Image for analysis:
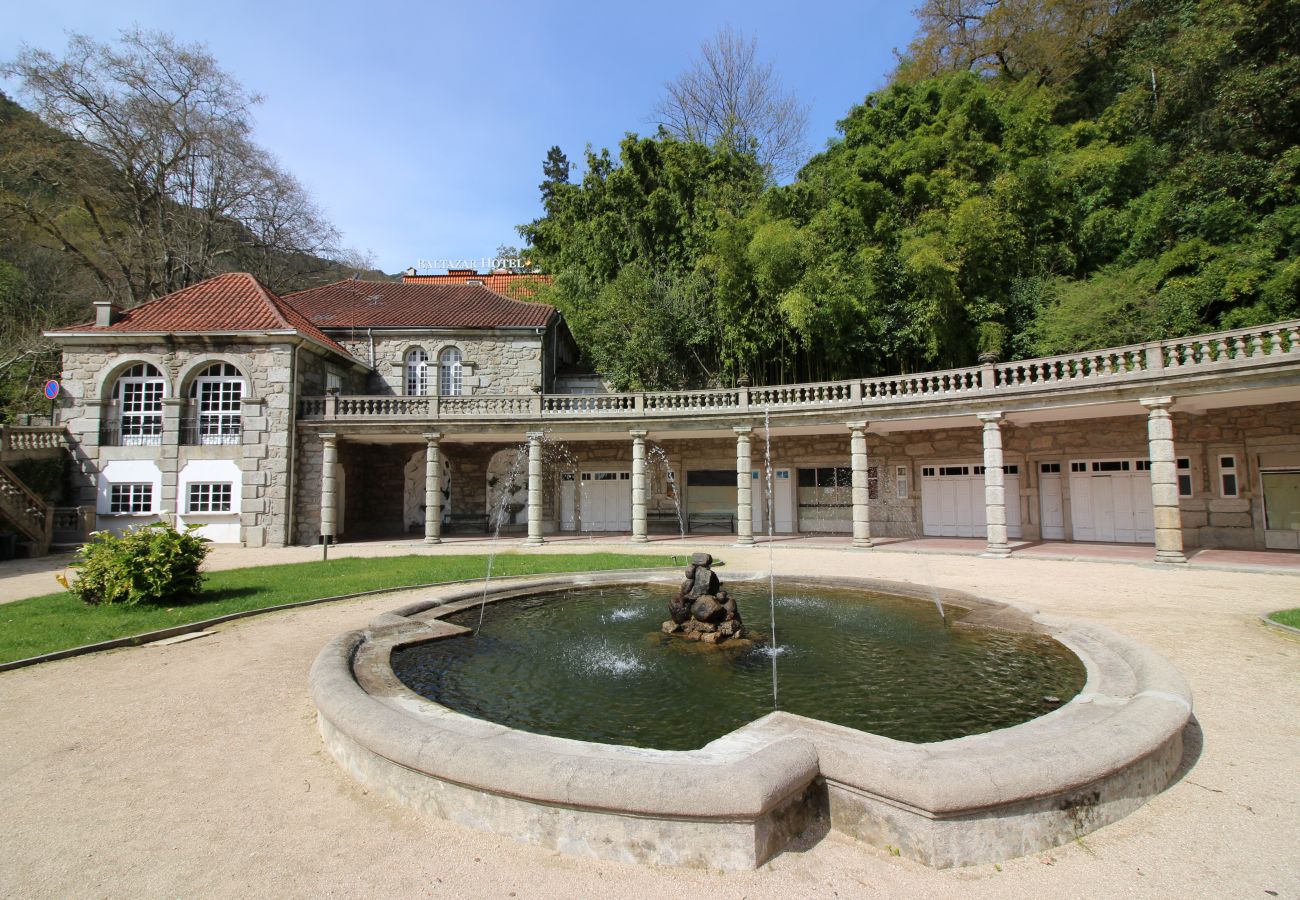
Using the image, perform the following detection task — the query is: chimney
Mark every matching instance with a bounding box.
[93,299,119,327]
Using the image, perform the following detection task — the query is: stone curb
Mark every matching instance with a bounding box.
[0,565,680,674]
[311,571,1193,869]
[1261,613,1300,637]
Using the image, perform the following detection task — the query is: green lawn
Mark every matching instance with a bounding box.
[1267,608,1300,630]
[0,552,676,664]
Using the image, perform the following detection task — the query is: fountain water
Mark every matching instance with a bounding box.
[540,436,583,543]
[476,442,529,636]
[647,442,686,544]
[917,546,947,624]
[762,403,779,709]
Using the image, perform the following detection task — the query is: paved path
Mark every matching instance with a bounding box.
[1,547,1297,898]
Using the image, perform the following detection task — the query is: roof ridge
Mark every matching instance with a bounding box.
[239,272,296,331]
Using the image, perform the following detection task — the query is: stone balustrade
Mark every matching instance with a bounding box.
[297,319,1300,423]
[0,426,68,459]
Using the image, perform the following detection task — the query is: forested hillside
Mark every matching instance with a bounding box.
[524,0,1300,389]
[0,31,382,419]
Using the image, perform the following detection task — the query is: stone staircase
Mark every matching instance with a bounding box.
[0,425,73,557]
[0,461,53,555]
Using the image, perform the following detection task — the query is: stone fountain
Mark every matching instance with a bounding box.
[662,552,746,644]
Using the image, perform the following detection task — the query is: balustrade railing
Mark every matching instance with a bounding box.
[294,318,1300,423]
[750,381,855,406]
[862,367,984,399]
[0,426,68,455]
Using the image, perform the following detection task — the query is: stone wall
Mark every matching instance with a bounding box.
[57,338,336,547]
[332,332,546,396]
[285,402,1300,548]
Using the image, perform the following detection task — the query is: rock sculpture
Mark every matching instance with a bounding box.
[661,552,745,644]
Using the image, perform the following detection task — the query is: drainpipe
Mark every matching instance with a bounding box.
[367,328,376,369]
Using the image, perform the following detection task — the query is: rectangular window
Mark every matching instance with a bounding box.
[1004,464,1020,475]
[797,467,851,488]
[109,483,153,514]
[867,465,879,500]
[1071,462,1087,473]
[1040,462,1061,474]
[1136,460,1153,471]
[187,482,233,514]
[195,379,243,445]
[687,469,734,487]
[1219,456,1238,498]
[1178,457,1193,498]
[896,465,909,499]
[119,380,164,445]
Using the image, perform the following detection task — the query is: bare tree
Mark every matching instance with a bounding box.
[1,29,341,302]
[653,26,810,180]
[895,0,1123,85]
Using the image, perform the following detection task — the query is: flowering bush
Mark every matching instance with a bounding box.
[62,522,210,606]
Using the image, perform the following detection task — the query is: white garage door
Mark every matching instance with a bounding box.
[920,463,1022,538]
[1068,459,1154,543]
[561,471,631,531]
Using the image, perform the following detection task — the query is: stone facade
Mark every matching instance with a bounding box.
[51,300,1300,556]
[57,338,360,548]
[334,331,549,396]
[291,402,1300,552]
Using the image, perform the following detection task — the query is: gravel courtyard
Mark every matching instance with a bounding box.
[1,546,1296,899]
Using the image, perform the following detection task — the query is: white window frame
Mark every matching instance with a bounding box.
[109,482,153,514]
[405,348,429,396]
[1177,457,1193,498]
[1218,455,1239,498]
[439,347,463,396]
[112,363,165,446]
[187,482,234,514]
[190,363,243,445]
[895,465,909,499]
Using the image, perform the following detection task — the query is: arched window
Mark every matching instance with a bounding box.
[405,348,429,396]
[188,362,244,445]
[111,363,165,446]
[439,347,462,396]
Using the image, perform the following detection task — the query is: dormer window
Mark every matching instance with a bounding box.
[439,347,463,396]
[406,348,430,395]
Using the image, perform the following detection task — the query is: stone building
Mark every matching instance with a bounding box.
[44,272,1300,561]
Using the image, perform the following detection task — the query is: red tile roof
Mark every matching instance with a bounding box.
[48,272,357,362]
[286,279,557,329]
[401,272,552,300]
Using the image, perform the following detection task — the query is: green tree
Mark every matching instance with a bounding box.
[539,146,571,202]
[521,134,764,388]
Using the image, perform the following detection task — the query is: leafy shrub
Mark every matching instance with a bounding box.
[63,522,210,606]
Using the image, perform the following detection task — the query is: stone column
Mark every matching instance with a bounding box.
[979,413,1011,558]
[734,425,754,545]
[320,432,338,543]
[423,431,442,545]
[630,430,648,543]
[849,422,873,549]
[526,431,545,546]
[1141,397,1188,564]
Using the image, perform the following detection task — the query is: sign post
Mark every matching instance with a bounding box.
[43,380,59,425]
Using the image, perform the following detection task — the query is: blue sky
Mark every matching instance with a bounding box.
[1,1,919,274]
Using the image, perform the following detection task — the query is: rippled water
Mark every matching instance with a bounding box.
[391,583,1086,750]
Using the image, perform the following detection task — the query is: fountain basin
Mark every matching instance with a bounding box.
[310,571,1191,870]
